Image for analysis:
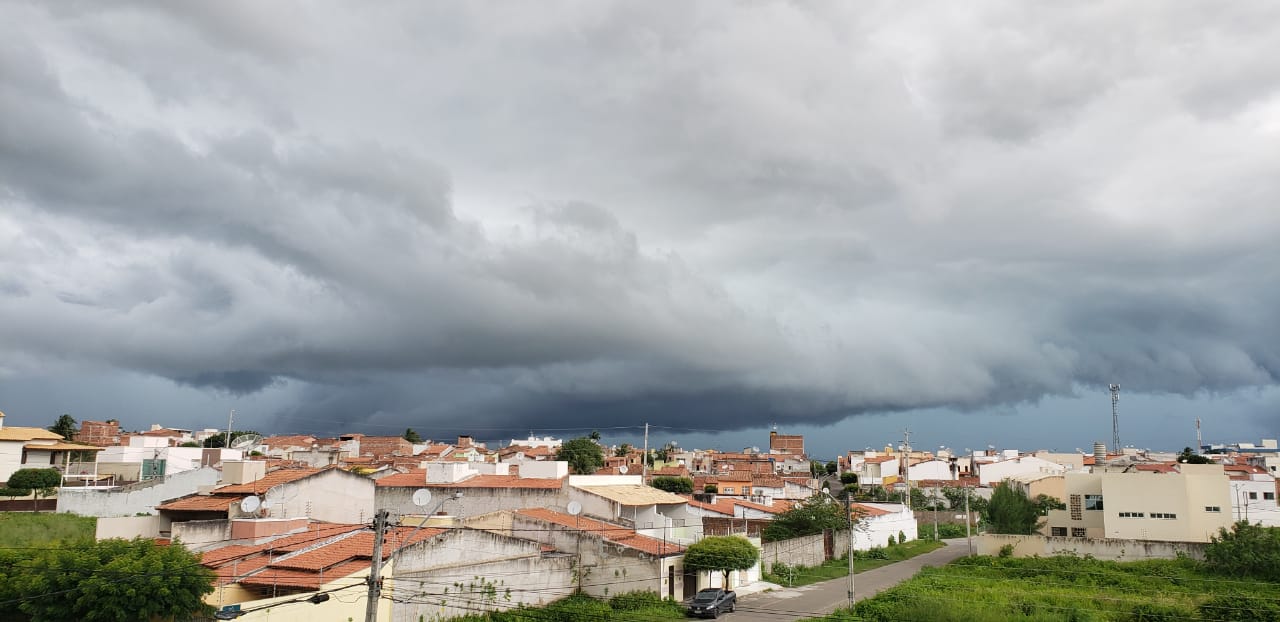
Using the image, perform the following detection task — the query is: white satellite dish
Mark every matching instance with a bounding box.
[566,501,582,516]
[412,489,433,507]
[618,465,628,474]
[240,496,261,513]
[229,434,262,451]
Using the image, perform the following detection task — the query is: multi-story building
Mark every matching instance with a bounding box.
[1043,464,1232,542]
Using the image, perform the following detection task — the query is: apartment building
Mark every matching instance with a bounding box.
[1043,464,1232,542]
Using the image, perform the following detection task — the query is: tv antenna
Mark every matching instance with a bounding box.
[240,495,261,515]
[411,489,433,507]
[229,433,262,453]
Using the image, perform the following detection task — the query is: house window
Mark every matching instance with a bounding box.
[1118,512,1144,518]
[1249,492,1258,500]
[1051,527,1067,537]
[1205,506,1221,513]
[723,487,734,494]
[1150,512,1177,519]
[1266,493,1276,501]
[1084,495,1104,511]
[1069,494,1083,520]
[1071,527,1087,538]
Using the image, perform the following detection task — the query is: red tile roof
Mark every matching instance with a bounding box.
[851,503,893,517]
[157,495,244,512]
[375,473,563,489]
[262,435,319,448]
[202,524,440,590]
[215,468,324,494]
[517,508,682,557]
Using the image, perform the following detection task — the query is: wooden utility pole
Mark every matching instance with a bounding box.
[365,510,389,622]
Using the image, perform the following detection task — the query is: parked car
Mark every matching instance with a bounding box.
[687,588,736,618]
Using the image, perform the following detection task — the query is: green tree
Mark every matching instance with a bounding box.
[588,430,601,441]
[761,494,849,542]
[839,472,858,485]
[556,437,605,474]
[825,461,838,475]
[909,488,928,509]
[650,476,693,494]
[403,428,423,443]
[983,482,1043,534]
[682,536,759,585]
[1178,447,1214,464]
[9,538,214,621]
[202,430,260,449]
[704,483,718,493]
[48,414,78,440]
[1032,494,1066,515]
[6,468,62,512]
[614,443,633,458]
[1204,521,1280,581]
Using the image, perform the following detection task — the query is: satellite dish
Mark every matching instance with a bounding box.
[618,465,629,474]
[412,489,433,507]
[229,434,262,451]
[240,496,261,513]
[566,501,582,516]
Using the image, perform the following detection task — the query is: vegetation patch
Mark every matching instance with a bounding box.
[763,539,944,587]
[803,552,1280,621]
[0,512,95,546]
[445,591,684,621]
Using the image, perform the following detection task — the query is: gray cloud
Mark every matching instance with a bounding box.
[2,1,1279,437]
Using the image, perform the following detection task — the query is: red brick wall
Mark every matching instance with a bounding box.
[358,436,413,458]
[76,420,120,446]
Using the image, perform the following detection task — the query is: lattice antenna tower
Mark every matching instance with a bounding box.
[1109,384,1121,454]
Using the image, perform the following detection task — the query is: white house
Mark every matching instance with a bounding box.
[907,459,957,482]
[0,411,103,483]
[852,502,917,550]
[978,455,1067,486]
[1225,465,1280,527]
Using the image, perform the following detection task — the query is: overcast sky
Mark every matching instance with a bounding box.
[2,2,1278,456]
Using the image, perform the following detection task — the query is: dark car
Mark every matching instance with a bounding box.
[687,588,736,618]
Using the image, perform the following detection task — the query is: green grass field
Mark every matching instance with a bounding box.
[805,554,1280,621]
[0,512,95,546]
[764,539,945,587]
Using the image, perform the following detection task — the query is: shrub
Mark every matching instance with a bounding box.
[608,590,665,611]
[1199,593,1280,622]
[1204,521,1280,581]
[868,547,889,560]
[651,476,694,494]
[839,472,858,485]
[998,543,1015,558]
[1129,602,1192,621]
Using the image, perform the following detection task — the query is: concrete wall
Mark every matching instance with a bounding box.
[96,515,164,540]
[57,466,220,517]
[760,532,829,570]
[377,485,568,521]
[207,573,375,622]
[977,534,1206,561]
[390,529,576,622]
[0,442,27,482]
[265,468,374,523]
[172,519,232,546]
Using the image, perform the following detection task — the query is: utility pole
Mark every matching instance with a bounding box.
[901,429,912,509]
[964,485,973,556]
[1110,384,1121,455]
[844,494,856,604]
[365,510,389,622]
[225,409,235,449]
[642,422,649,480]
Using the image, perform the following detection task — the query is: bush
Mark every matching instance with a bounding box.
[608,590,666,611]
[1129,602,1192,621]
[1204,521,1280,581]
[868,547,889,560]
[1199,593,1280,622]
[651,476,694,494]
[899,530,906,544]
[998,544,1015,558]
[839,472,858,485]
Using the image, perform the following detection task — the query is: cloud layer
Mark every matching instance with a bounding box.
[3,2,1279,435]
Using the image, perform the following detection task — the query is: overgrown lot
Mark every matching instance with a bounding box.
[808,554,1280,621]
[0,512,94,546]
[447,591,686,621]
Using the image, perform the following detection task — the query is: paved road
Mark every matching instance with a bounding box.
[729,539,972,621]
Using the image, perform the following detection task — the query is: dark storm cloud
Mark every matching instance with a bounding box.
[2,1,1280,435]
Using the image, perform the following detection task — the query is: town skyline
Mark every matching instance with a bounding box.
[3,3,1278,454]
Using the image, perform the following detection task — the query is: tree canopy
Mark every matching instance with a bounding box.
[556,437,605,474]
[650,476,693,494]
[0,538,215,621]
[403,428,423,443]
[1178,447,1214,464]
[682,536,759,584]
[6,468,62,510]
[761,494,850,542]
[1204,521,1280,581]
[48,414,78,440]
[202,430,260,448]
[614,443,633,457]
[983,482,1051,534]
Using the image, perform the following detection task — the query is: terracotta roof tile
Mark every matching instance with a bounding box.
[376,473,563,489]
[157,495,244,512]
[215,468,324,493]
[517,508,682,557]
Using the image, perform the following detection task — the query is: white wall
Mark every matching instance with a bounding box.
[377,485,568,521]
[265,469,374,523]
[1230,478,1280,527]
[979,456,1066,486]
[853,504,918,550]
[0,441,26,482]
[58,466,221,517]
